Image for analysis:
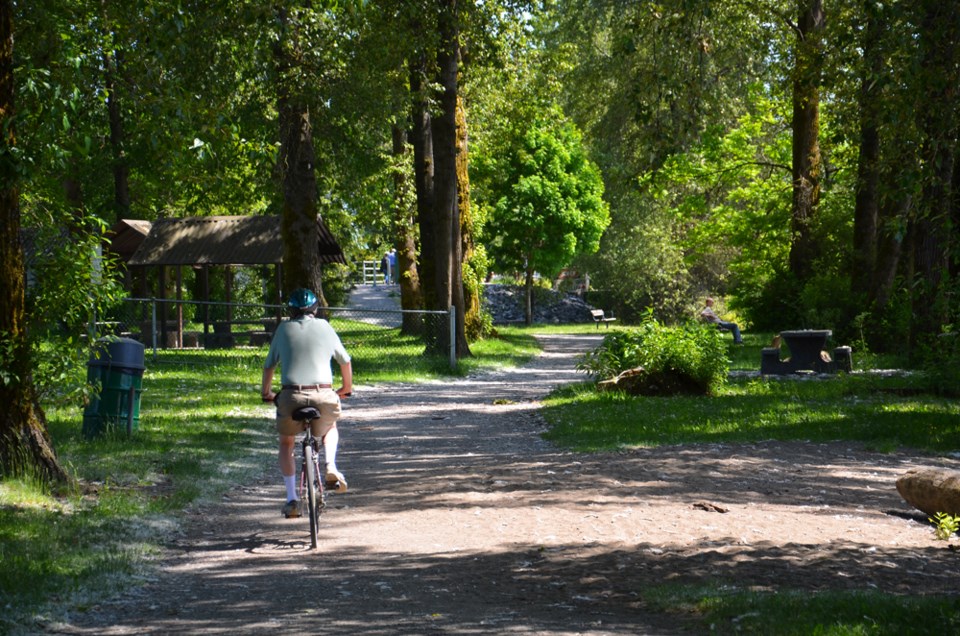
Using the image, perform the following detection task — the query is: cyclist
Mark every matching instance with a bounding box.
[261,288,353,518]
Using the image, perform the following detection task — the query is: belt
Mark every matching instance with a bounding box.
[282,383,332,391]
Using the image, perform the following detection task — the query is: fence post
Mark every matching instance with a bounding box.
[151,298,158,361]
[449,305,456,370]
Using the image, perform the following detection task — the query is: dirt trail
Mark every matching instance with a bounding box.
[54,334,960,635]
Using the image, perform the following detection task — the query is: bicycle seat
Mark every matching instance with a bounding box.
[292,406,322,422]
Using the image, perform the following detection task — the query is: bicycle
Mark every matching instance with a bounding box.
[291,405,327,549]
[264,396,345,550]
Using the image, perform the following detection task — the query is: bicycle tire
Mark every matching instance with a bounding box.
[304,444,320,549]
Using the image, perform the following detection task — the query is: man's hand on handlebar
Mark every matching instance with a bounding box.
[336,387,352,398]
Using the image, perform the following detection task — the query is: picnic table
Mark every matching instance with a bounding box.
[761,329,852,375]
[781,330,832,369]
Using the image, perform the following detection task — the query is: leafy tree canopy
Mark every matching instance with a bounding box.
[477,107,609,280]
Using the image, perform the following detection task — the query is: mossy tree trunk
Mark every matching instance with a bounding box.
[0,0,68,484]
[788,0,824,283]
[456,95,482,341]
[430,0,469,357]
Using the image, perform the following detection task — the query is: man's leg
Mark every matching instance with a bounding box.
[721,321,743,344]
[320,423,348,492]
[279,434,300,516]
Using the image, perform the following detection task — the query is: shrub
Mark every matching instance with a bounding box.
[923,331,960,397]
[577,312,729,394]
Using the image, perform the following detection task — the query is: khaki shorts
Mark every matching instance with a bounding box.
[275,388,341,437]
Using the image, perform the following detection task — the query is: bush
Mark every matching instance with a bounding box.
[577,312,729,394]
[923,332,960,397]
[736,269,798,332]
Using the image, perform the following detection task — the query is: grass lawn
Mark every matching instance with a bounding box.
[540,328,960,635]
[2,322,958,634]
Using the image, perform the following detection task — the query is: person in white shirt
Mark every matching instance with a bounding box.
[700,297,743,344]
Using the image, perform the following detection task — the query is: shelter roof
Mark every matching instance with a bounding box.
[107,219,152,262]
[125,215,345,266]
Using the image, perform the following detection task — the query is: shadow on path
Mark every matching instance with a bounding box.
[53,333,960,636]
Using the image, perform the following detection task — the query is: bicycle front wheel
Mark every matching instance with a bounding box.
[304,444,320,549]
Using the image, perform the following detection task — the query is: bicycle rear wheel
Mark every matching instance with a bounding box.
[304,444,320,549]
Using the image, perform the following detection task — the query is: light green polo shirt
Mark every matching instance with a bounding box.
[263,315,351,385]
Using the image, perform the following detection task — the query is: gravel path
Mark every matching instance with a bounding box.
[56,334,682,635]
[51,331,960,635]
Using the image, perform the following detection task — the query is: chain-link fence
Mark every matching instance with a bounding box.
[96,298,456,368]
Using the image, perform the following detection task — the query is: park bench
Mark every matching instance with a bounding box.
[590,309,617,329]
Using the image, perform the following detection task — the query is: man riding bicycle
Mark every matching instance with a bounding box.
[261,288,353,518]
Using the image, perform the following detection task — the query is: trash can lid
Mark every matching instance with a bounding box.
[89,337,146,370]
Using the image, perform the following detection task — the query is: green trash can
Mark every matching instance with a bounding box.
[82,337,145,438]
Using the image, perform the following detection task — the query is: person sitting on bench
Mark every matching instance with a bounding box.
[700,297,743,344]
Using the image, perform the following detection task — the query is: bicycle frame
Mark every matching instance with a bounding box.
[298,421,327,550]
[264,394,345,550]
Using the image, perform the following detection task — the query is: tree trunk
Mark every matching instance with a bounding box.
[871,197,910,314]
[852,3,881,297]
[410,52,436,313]
[275,5,324,303]
[431,3,456,316]
[392,124,423,335]
[104,47,131,223]
[788,0,824,282]
[430,0,469,358]
[951,129,960,282]
[456,95,482,342]
[450,95,470,356]
[0,0,67,484]
[524,267,534,326]
[910,0,960,347]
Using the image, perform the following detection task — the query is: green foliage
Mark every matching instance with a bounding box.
[577,312,729,394]
[19,217,126,405]
[0,333,20,389]
[320,263,352,309]
[629,89,858,334]
[922,331,960,398]
[475,107,610,279]
[464,244,494,341]
[547,2,784,323]
[929,512,960,540]
[643,93,793,298]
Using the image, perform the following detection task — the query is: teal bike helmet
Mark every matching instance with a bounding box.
[287,288,319,314]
